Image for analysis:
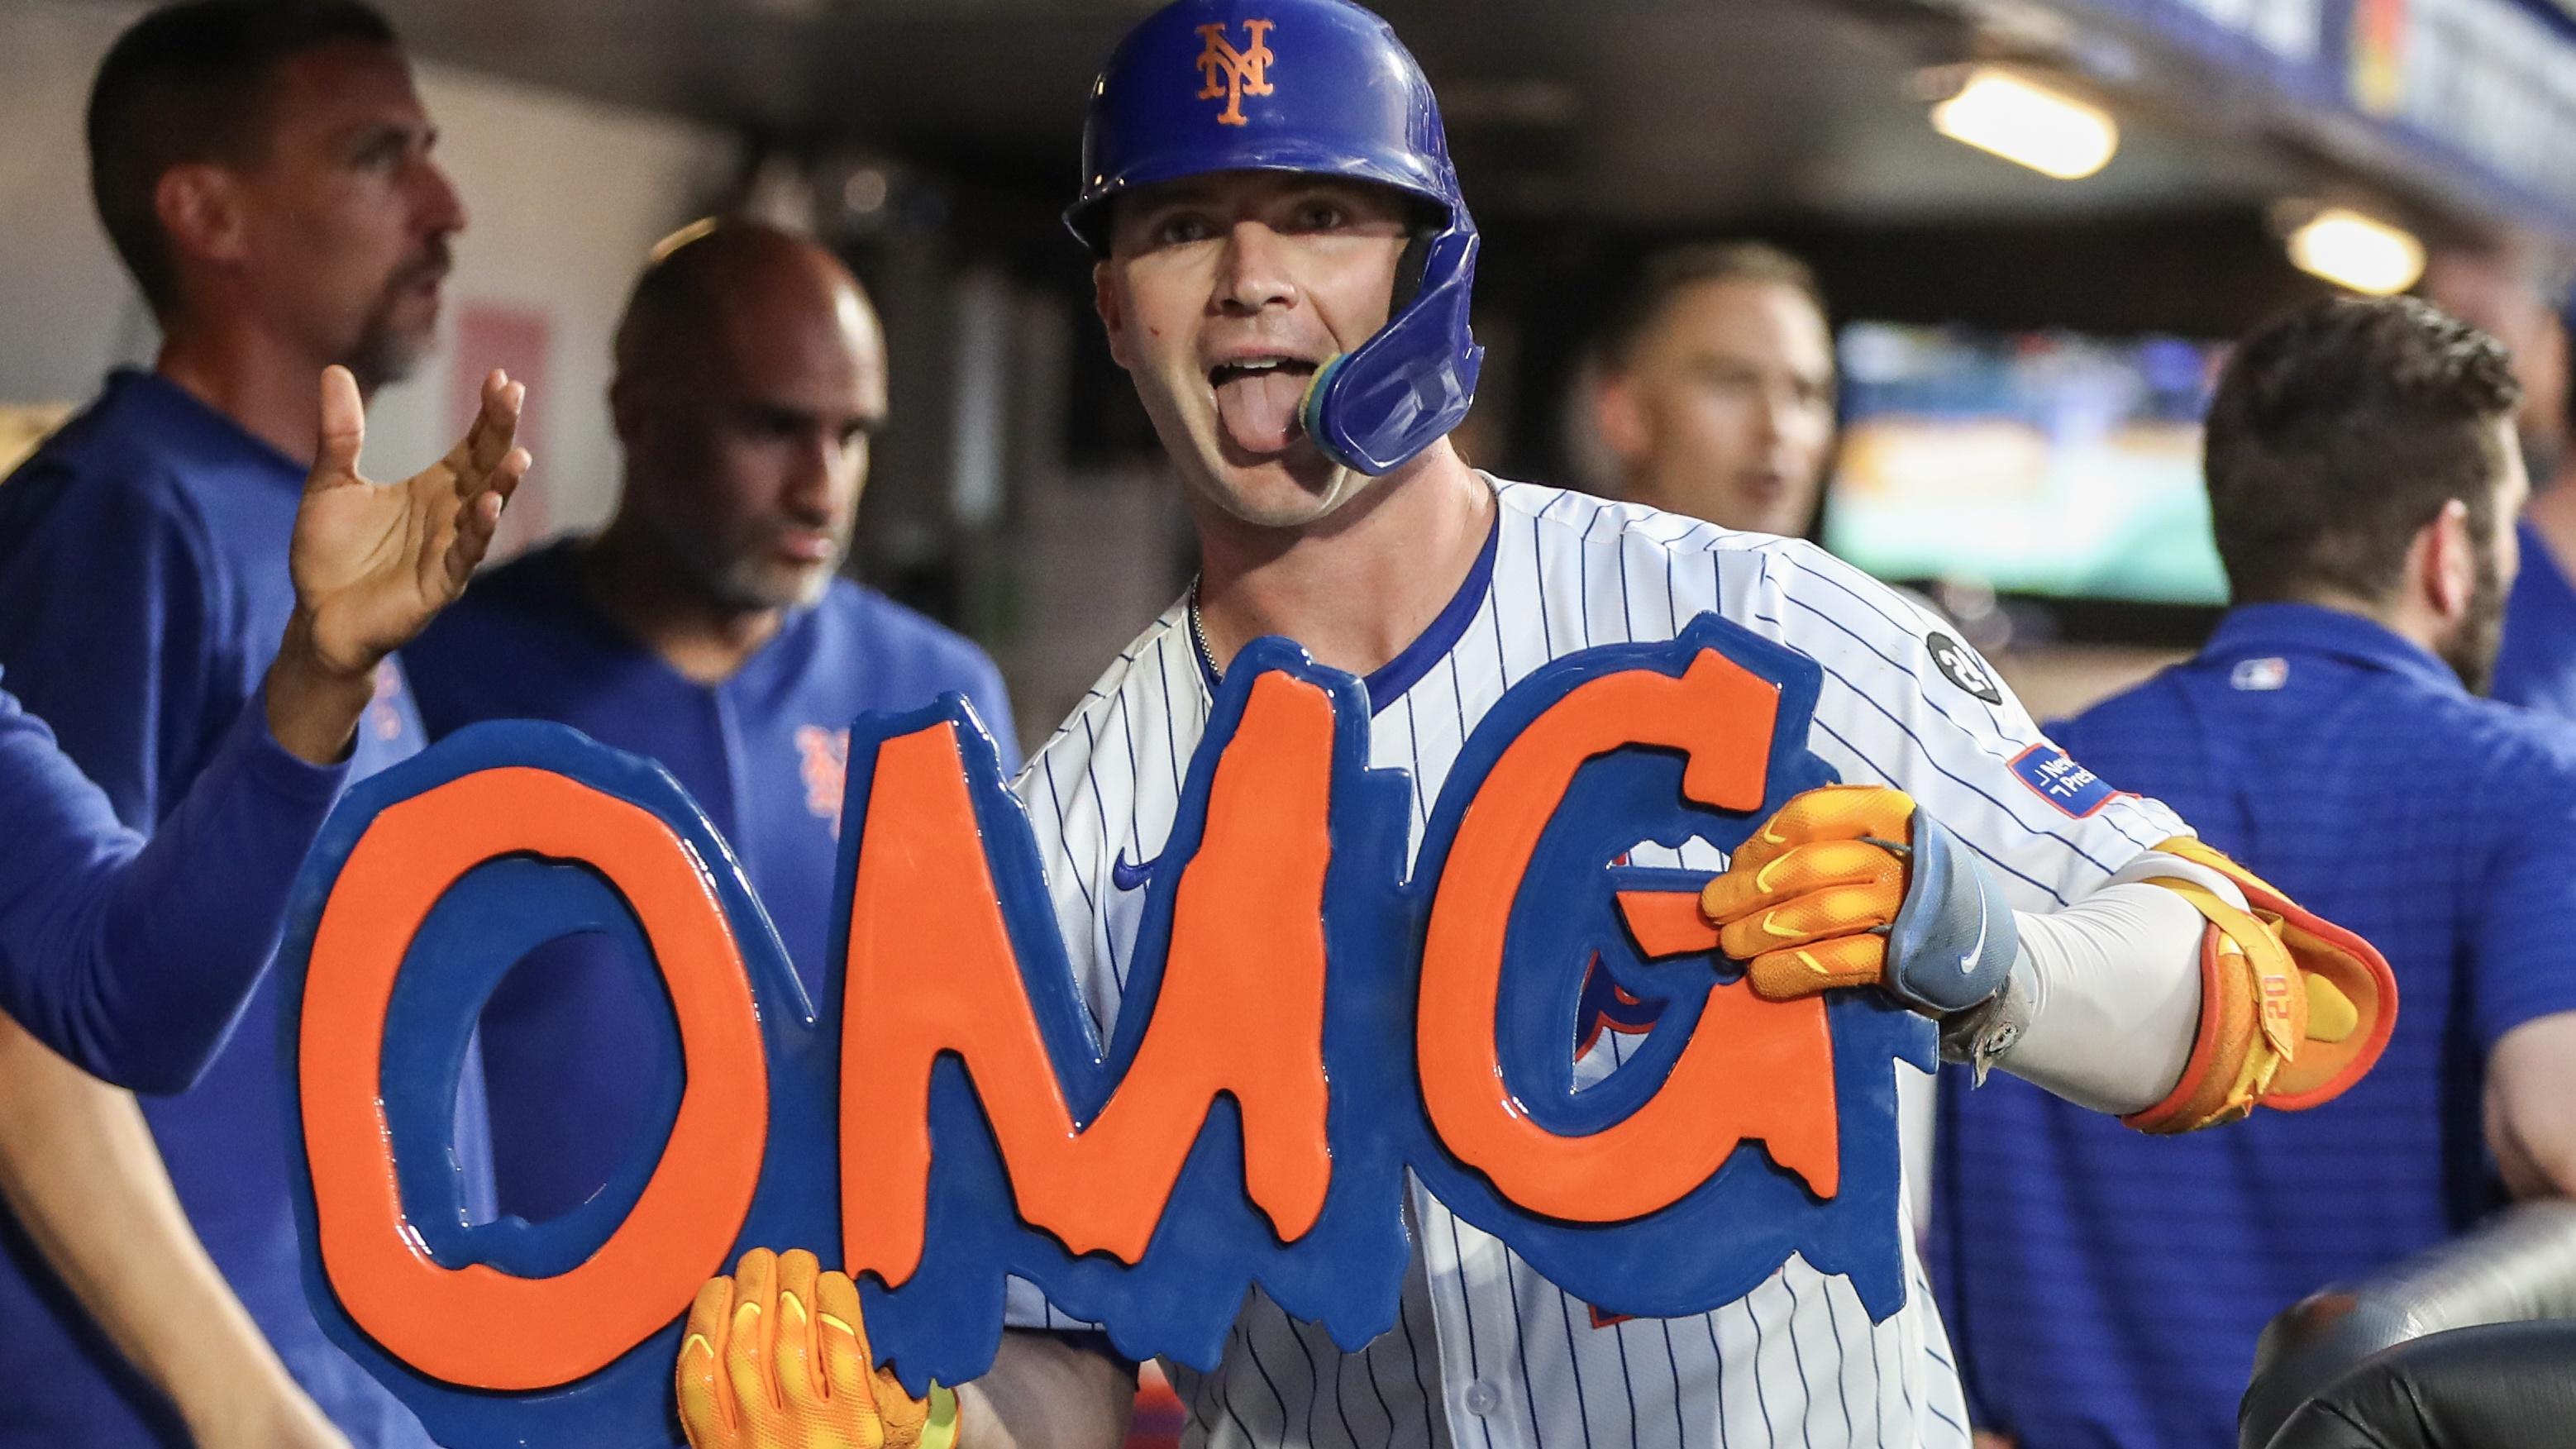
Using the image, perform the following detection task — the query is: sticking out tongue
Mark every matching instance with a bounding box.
[1213,365,1314,455]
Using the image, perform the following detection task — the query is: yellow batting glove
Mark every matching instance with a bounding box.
[677,1247,961,1449]
[1699,784,2020,1015]
[1700,785,1914,1000]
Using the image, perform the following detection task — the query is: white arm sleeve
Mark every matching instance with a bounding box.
[1953,850,2247,1115]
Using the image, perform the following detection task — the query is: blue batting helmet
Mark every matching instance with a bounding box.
[1066,0,1484,476]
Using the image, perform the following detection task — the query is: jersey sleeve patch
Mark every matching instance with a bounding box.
[2010,743,2124,818]
[1925,632,2006,705]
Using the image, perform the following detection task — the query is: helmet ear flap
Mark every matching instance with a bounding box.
[1302,222,1483,476]
[1389,226,1433,310]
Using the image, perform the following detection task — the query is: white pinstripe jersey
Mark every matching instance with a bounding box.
[1005,479,2190,1449]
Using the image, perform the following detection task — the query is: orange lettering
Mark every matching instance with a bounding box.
[299,769,768,1390]
[842,673,1338,1285]
[1417,649,1841,1222]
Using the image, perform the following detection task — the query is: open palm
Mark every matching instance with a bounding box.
[289,365,530,676]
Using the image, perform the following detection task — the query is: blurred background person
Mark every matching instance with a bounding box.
[1933,297,2576,1449]
[2495,325,2576,719]
[0,366,518,1449]
[0,2,476,1446]
[402,219,1016,1223]
[2421,244,2576,720]
[1590,241,1838,538]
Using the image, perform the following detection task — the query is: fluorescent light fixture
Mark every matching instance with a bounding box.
[2285,208,2426,295]
[1930,68,2119,180]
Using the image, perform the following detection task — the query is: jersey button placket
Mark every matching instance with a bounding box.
[1462,1380,1500,1415]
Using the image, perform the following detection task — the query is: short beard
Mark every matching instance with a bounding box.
[342,314,427,395]
[342,242,452,393]
[2440,540,2508,695]
[2521,425,2563,496]
[708,545,841,615]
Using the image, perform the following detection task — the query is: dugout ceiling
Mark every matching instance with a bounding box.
[374,0,2319,230]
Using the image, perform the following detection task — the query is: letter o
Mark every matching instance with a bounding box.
[299,768,767,1389]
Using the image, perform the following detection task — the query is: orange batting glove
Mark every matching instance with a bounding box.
[676,1248,960,1449]
[1698,784,2018,1015]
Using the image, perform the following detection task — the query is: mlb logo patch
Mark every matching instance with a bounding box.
[2011,743,2122,818]
[2231,657,2290,691]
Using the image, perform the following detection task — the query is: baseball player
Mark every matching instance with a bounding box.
[678,2,2392,1445]
[404,222,1017,1224]
[0,365,523,1093]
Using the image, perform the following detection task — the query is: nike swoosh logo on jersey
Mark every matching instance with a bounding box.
[1112,850,1156,892]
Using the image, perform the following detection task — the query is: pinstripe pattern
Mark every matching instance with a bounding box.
[1005,480,2187,1447]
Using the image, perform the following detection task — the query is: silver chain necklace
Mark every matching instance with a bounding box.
[1186,574,1224,685]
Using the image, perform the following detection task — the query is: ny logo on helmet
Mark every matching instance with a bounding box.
[1195,20,1275,126]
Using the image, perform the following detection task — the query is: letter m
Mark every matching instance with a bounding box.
[837,673,1339,1289]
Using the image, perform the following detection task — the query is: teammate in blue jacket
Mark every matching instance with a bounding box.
[0,365,523,1093]
[0,3,494,1446]
[405,221,1018,1223]
[1934,298,2576,1449]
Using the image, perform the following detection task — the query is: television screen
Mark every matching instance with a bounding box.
[1824,324,2229,606]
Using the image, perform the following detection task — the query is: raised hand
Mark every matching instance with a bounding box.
[263,366,528,764]
[288,364,529,677]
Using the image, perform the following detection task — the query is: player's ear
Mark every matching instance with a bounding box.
[607,369,649,448]
[1592,361,1648,465]
[2420,496,2474,621]
[155,162,249,274]
[1094,261,1135,371]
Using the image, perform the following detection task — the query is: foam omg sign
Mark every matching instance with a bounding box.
[278,615,1930,1449]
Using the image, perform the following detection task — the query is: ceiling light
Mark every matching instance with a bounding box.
[2284,208,2426,295]
[1930,68,2119,180]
